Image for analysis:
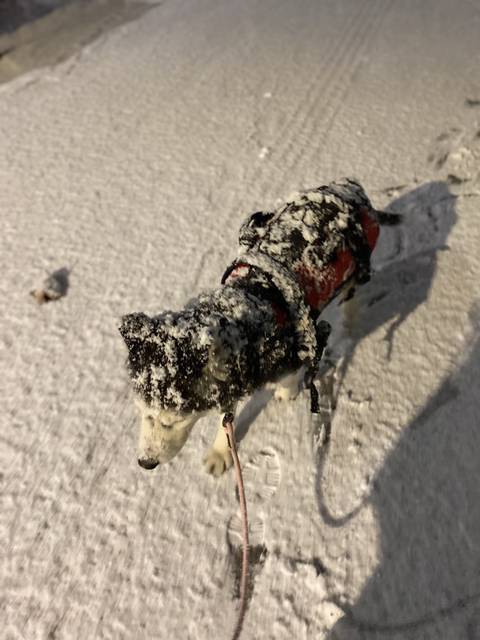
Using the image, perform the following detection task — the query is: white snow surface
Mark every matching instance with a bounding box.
[1,0,480,638]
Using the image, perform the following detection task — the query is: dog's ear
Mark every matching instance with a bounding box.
[239,210,275,248]
[119,312,153,350]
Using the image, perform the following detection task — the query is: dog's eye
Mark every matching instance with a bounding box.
[160,422,174,430]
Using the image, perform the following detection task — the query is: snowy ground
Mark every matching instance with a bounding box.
[1,0,480,638]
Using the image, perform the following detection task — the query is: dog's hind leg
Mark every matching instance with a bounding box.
[203,402,238,477]
[273,367,305,402]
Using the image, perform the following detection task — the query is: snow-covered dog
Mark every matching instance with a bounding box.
[119,179,384,475]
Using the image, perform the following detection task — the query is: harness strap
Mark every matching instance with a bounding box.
[222,251,330,413]
[222,251,317,362]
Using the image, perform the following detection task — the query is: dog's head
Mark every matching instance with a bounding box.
[119,300,254,468]
[119,311,212,469]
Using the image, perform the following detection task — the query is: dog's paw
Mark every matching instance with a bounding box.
[273,386,299,402]
[203,448,233,477]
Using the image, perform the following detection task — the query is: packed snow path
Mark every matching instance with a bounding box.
[1,0,480,638]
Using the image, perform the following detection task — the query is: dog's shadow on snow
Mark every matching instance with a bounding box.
[335,180,458,387]
[318,182,480,637]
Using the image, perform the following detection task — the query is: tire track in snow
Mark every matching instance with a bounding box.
[270,0,374,168]
[278,0,394,184]
[263,0,372,176]
[238,0,372,200]
[241,0,394,217]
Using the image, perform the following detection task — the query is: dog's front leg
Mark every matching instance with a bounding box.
[203,403,237,477]
[273,366,305,402]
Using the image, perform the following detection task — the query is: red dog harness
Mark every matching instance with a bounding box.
[294,207,379,311]
[222,179,381,412]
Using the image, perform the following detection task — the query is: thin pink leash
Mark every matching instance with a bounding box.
[223,412,250,640]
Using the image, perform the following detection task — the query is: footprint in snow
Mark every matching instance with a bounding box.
[427,126,480,184]
[226,448,281,603]
[241,447,281,504]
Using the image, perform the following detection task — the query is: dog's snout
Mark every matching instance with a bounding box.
[138,457,159,470]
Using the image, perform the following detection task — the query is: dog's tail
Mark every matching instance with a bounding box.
[374,209,402,226]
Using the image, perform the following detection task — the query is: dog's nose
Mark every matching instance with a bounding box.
[138,457,159,470]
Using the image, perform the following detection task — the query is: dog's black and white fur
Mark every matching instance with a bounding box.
[119,178,384,475]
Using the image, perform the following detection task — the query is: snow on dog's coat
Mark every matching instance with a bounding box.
[119,178,380,473]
